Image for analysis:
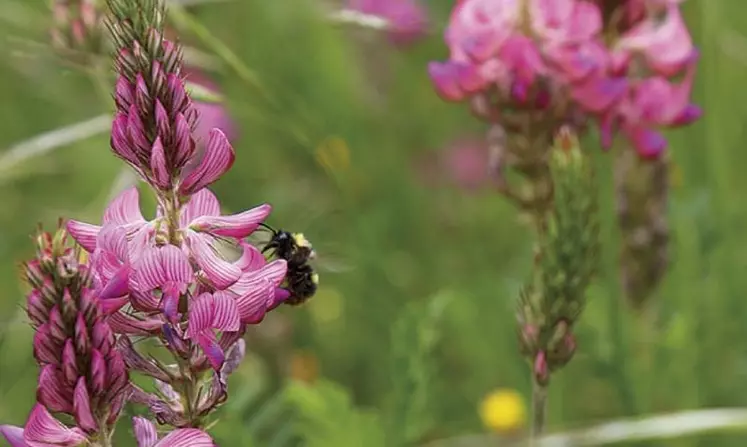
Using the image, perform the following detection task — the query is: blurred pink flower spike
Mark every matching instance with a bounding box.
[133,417,215,447]
[345,0,428,46]
[0,404,86,447]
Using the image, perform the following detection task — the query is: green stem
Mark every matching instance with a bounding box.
[530,379,548,445]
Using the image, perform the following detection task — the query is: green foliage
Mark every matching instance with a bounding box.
[286,380,386,447]
[386,291,451,446]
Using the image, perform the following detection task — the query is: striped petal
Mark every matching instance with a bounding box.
[179,129,236,195]
[66,220,100,253]
[188,204,271,239]
[179,189,221,227]
[133,417,158,447]
[185,232,241,289]
[103,186,146,227]
[23,404,86,447]
[154,429,215,447]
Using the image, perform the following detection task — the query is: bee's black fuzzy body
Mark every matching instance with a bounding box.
[261,227,318,306]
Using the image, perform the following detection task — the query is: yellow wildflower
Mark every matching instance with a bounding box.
[479,388,527,433]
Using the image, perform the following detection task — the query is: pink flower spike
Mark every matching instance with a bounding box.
[22,404,86,447]
[188,203,271,239]
[179,129,236,195]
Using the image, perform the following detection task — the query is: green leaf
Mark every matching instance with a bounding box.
[285,379,386,447]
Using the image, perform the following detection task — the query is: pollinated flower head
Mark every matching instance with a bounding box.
[428,0,700,158]
[57,1,301,431]
[12,222,129,443]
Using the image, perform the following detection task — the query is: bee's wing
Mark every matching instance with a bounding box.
[212,236,245,263]
[314,255,356,273]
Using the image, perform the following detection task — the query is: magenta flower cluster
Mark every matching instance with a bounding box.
[1,1,295,445]
[428,0,700,158]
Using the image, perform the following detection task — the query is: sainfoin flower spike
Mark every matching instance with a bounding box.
[428,0,700,159]
[0,223,129,446]
[55,0,312,435]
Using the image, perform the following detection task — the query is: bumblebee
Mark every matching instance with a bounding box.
[260,224,319,306]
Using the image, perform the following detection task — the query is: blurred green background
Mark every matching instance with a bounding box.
[1,0,747,445]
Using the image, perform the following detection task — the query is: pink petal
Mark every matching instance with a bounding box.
[179,129,236,195]
[73,378,97,432]
[211,291,241,332]
[23,404,86,447]
[37,365,73,413]
[133,417,158,447]
[564,1,602,42]
[231,259,288,296]
[97,224,130,262]
[235,242,266,272]
[99,266,131,303]
[498,35,545,86]
[154,429,215,447]
[572,76,628,113]
[234,279,275,323]
[428,61,470,101]
[617,5,693,76]
[108,312,162,335]
[103,186,146,227]
[185,232,241,289]
[150,137,170,189]
[66,220,100,253]
[188,204,271,239]
[194,332,225,371]
[134,245,192,292]
[624,125,667,159]
[179,189,221,227]
[187,293,215,336]
[130,290,162,313]
[0,425,26,447]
